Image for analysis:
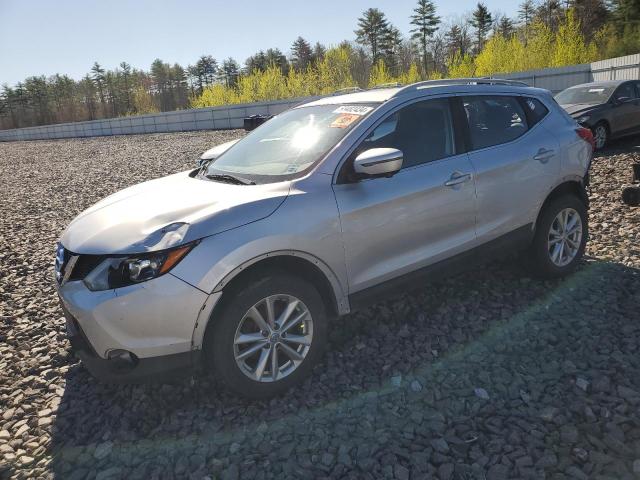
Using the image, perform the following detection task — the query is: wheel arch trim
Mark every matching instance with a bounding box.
[191,250,349,352]
[534,178,588,230]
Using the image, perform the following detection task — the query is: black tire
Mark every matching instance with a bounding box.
[204,272,327,399]
[525,194,588,279]
[591,121,608,150]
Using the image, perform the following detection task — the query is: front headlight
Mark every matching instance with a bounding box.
[577,115,590,124]
[84,242,197,291]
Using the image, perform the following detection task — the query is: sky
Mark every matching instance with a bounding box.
[0,0,520,87]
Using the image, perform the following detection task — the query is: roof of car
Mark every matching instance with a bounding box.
[568,80,629,89]
[301,88,402,106]
[299,79,546,108]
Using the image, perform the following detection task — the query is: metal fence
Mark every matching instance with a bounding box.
[496,53,640,93]
[1,53,639,142]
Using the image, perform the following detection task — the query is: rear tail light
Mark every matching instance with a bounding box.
[576,127,595,151]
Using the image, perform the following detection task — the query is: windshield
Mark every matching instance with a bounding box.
[555,85,616,105]
[203,104,376,183]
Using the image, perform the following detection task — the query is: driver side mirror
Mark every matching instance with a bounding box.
[353,148,403,179]
[613,96,630,105]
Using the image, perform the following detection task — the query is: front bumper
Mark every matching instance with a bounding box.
[63,305,197,382]
[56,272,210,382]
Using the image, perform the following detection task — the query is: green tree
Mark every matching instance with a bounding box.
[496,15,516,37]
[91,62,106,117]
[220,58,240,87]
[355,8,391,62]
[469,3,493,53]
[609,0,640,29]
[265,48,289,74]
[410,0,441,75]
[290,37,313,71]
[119,62,133,113]
[312,42,326,64]
[245,51,267,72]
[446,24,472,57]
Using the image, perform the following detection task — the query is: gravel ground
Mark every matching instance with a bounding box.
[1,131,639,480]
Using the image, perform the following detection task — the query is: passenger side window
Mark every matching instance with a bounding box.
[463,96,528,150]
[523,97,549,126]
[614,83,637,101]
[357,99,455,169]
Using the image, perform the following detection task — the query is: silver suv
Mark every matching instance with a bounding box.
[55,80,593,398]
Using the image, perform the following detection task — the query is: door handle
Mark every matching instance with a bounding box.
[533,148,555,163]
[444,172,472,187]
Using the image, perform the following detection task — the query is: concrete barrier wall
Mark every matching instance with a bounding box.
[1,53,639,142]
[0,96,317,142]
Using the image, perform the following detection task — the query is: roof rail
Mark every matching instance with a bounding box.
[370,82,404,90]
[331,86,363,96]
[393,77,529,96]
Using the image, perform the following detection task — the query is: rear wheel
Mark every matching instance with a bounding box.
[205,273,327,399]
[525,194,588,278]
[592,122,608,150]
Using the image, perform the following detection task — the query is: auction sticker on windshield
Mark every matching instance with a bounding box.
[333,105,373,115]
[330,114,361,128]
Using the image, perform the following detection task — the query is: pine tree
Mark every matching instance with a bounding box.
[120,62,133,113]
[536,0,564,31]
[290,37,313,71]
[245,51,267,73]
[446,24,472,57]
[609,0,640,30]
[265,48,288,74]
[312,42,326,64]
[220,58,240,87]
[410,0,441,75]
[90,62,106,117]
[497,15,516,37]
[382,26,404,75]
[355,8,391,62]
[469,3,493,53]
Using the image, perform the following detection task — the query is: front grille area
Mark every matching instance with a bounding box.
[55,243,104,284]
[69,254,106,281]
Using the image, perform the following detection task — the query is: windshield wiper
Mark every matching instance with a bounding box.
[204,173,255,185]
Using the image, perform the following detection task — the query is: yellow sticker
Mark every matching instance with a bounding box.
[330,113,360,128]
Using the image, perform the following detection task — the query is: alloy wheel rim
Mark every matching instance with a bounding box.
[233,294,313,383]
[594,126,606,149]
[548,208,583,267]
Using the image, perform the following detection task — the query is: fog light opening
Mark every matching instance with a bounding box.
[106,349,139,372]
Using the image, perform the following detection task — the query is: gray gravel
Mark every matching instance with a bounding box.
[1,131,640,480]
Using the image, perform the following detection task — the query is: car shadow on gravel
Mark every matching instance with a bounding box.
[47,258,640,479]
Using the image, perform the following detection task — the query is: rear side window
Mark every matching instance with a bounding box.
[462,96,528,150]
[522,97,549,126]
[614,83,637,100]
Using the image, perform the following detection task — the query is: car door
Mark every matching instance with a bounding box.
[610,82,639,134]
[332,97,477,294]
[461,95,560,243]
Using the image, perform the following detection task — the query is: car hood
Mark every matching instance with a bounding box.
[61,170,290,254]
[561,103,602,116]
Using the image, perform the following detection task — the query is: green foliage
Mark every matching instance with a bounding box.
[410,0,441,74]
[2,0,639,131]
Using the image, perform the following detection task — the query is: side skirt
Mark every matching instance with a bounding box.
[348,223,534,312]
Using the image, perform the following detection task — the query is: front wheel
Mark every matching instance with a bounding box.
[525,194,588,279]
[591,122,608,150]
[205,273,327,399]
